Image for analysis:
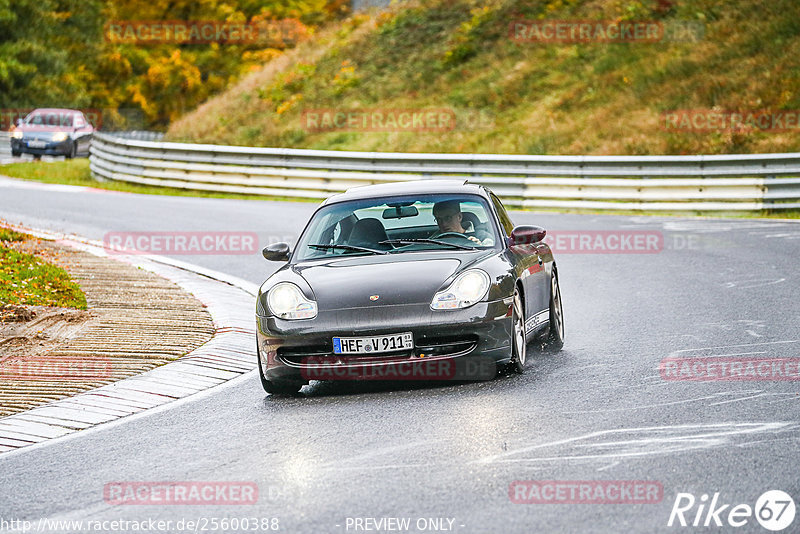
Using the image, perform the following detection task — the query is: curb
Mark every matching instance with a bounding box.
[0,223,258,454]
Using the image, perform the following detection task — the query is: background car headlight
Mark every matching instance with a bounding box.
[11,131,23,139]
[51,132,68,142]
[431,269,490,310]
[267,282,318,319]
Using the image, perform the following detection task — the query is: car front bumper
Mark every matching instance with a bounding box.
[11,138,70,156]
[256,298,513,384]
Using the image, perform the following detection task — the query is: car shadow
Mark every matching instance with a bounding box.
[261,346,569,404]
[261,378,486,402]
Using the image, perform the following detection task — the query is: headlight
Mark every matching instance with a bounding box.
[11,131,23,139]
[431,269,490,310]
[52,132,68,142]
[267,282,317,320]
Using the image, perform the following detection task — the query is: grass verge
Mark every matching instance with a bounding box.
[0,228,87,310]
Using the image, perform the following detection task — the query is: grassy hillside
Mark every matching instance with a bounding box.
[167,0,800,155]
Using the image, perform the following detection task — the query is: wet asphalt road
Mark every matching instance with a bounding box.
[1,176,799,533]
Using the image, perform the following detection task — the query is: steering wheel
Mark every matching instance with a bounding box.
[432,232,473,240]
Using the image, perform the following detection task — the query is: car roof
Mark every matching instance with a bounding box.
[322,180,489,205]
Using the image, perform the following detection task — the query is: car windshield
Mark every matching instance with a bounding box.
[25,112,73,127]
[293,193,500,262]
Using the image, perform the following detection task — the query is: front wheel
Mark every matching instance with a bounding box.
[263,379,302,395]
[11,149,20,157]
[66,142,76,159]
[546,270,565,351]
[508,287,527,373]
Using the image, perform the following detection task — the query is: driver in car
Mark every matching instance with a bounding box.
[432,200,494,246]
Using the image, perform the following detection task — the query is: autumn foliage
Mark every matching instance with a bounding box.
[0,0,348,130]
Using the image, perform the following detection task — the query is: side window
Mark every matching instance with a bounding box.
[334,214,355,244]
[490,193,514,236]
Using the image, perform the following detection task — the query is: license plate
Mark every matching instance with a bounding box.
[333,332,413,354]
[27,140,46,148]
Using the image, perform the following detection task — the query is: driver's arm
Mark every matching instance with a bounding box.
[465,235,494,246]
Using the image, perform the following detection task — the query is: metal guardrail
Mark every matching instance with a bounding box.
[90,132,800,211]
[0,131,11,156]
[107,131,166,142]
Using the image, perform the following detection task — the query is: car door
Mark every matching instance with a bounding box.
[73,114,92,154]
[490,192,549,336]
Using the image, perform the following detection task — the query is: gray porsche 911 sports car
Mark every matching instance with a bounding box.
[256,180,564,394]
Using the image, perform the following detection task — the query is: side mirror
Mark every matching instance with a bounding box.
[262,242,290,262]
[510,225,546,246]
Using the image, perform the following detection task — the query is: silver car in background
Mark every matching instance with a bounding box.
[10,108,94,159]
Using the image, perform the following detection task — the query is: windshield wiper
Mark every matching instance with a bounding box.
[308,243,388,255]
[379,238,476,251]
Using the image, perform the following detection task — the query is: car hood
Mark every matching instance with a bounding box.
[292,250,495,309]
[16,126,72,134]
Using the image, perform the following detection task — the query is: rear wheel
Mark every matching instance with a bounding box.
[508,286,527,373]
[257,346,302,395]
[546,270,565,351]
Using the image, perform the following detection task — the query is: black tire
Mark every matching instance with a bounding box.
[257,346,302,395]
[11,150,20,157]
[546,270,565,351]
[508,286,527,374]
[66,142,76,159]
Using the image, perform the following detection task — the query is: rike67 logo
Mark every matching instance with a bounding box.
[668,490,796,531]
